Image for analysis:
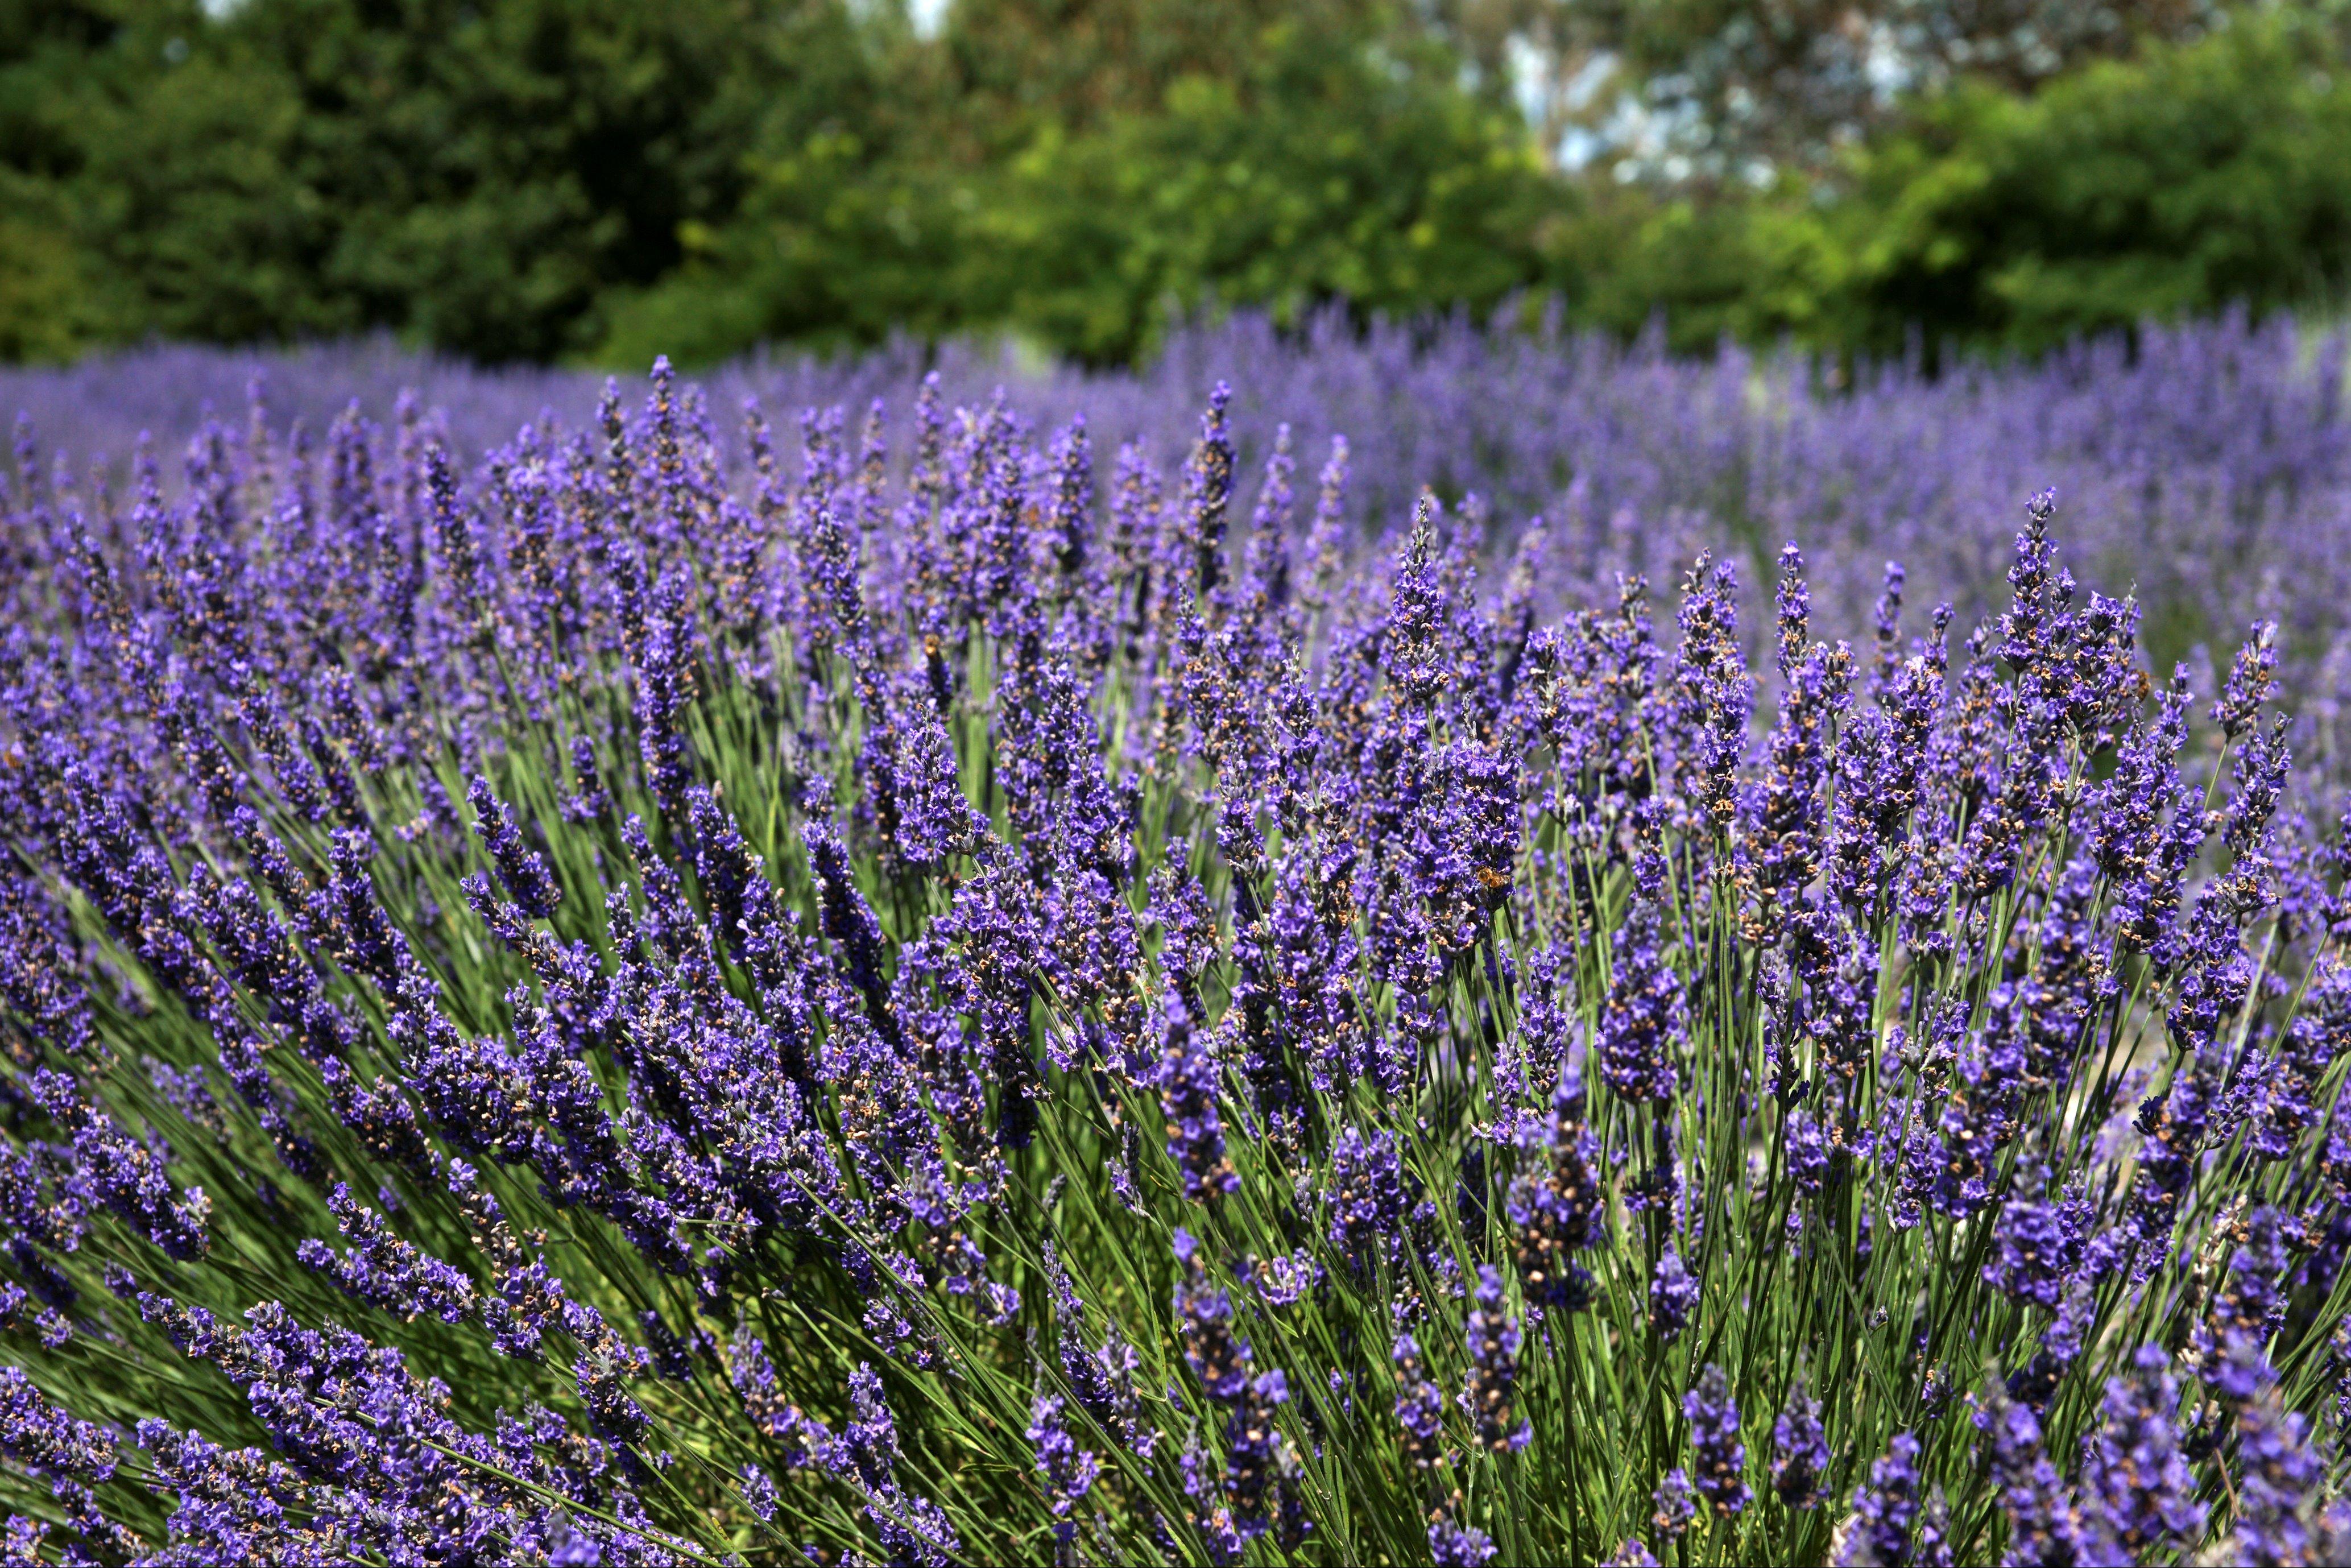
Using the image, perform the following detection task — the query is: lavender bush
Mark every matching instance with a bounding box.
[7,306,2349,737]
[3,355,2351,1564]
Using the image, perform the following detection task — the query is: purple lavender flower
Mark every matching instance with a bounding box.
[296,1183,475,1325]
[1044,1242,1153,1460]
[1835,1432,1942,1567]
[1509,1066,1603,1310]
[1976,1393,2087,1567]
[1176,383,1234,601]
[1223,1368,1306,1552]
[1743,545,1847,937]
[1652,1466,1697,1540]
[26,1070,210,1260]
[2216,1206,2290,1339]
[0,1367,117,1480]
[1430,1517,1499,1567]
[2130,1059,2214,1275]
[2232,1391,2327,1567]
[468,775,562,918]
[1650,1247,1698,1343]
[1393,1331,1446,1470]
[1157,998,1237,1201]
[1028,1393,1102,1551]
[1983,1185,2087,1310]
[1597,867,1685,1107]
[2261,959,2348,1160]
[1462,1265,1531,1453]
[1327,1124,1411,1261]
[2213,620,2279,740]
[13,332,2351,1566]
[1771,1380,1828,1509]
[1173,1230,1249,1401]
[1670,552,1750,836]
[2079,1346,2205,1559]
[1683,1363,1750,1518]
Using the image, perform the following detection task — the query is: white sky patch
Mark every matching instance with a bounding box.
[908,0,950,40]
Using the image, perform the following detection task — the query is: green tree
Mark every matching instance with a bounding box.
[0,1,196,358]
[1809,7,2351,354]
[1471,0,2212,179]
[962,22,1568,363]
[43,0,880,363]
[613,1,1574,366]
[1527,9,2351,358]
[597,3,956,365]
[936,0,1373,143]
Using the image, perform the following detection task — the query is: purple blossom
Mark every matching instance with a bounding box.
[1462,1265,1530,1453]
[1836,1432,1946,1568]
[1976,1393,2087,1567]
[1173,1230,1249,1402]
[1984,1185,2088,1310]
[2079,1346,2205,1559]
[1650,1247,1698,1343]
[5,335,2351,1566]
[1430,1518,1499,1567]
[1157,999,1237,1201]
[1652,1466,1697,1540]
[1770,1381,1828,1510]
[1597,865,1686,1107]
[1393,1331,1445,1470]
[1028,1394,1101,1550]
[1327,1125,1411,1261]
[1507,1067,1603,1310]
[296,1183,476,1325]
[1683,1364,1750,1519]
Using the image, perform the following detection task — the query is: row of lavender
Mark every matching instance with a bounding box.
[7,308,2348,738]
[0,355,2347,1563]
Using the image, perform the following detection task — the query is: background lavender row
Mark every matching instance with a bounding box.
[8,308,2349,729]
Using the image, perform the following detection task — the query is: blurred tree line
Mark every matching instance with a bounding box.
[2,0,2347,367]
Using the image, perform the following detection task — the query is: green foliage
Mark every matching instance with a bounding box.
[959,28,1564,364]
[615,10,1568,367]
[598,100,967,365]
[1513,0,2208,174]
[3,0,853,363]
[0,1,178,357]
[1594,10,2351,358]
[1817,7,2351,355]
[6,0,2351,367]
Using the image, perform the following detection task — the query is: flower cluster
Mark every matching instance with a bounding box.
[1,359,2349,1565]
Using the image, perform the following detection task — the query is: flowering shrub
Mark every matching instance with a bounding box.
[9,308,2351,732]
[2,361,2350,1565]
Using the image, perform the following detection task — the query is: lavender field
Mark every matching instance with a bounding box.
[9,309,2349,728]
[3,318,2351,1565]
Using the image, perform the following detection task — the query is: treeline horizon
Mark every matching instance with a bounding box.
[4,0,2349,370]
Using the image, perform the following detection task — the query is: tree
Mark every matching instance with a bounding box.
[49,0,870,362]
[610,0,1571,366]
[1467,0,2214,178]
[0,1,196,358]
[1797,7,2351,354]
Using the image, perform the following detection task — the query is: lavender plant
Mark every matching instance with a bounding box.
[3,359,2351,1565]
[9,305,2351,737]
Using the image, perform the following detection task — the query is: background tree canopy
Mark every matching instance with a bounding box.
[2,0,2347,367]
